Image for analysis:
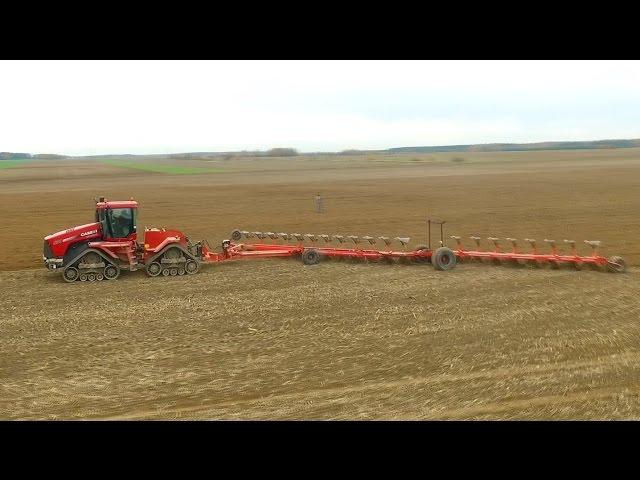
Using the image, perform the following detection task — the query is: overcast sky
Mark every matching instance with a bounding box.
[1,60,639,156]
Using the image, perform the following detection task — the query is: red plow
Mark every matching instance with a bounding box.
[208,219,626,273]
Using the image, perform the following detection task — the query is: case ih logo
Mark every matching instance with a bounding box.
[80,230,98,237]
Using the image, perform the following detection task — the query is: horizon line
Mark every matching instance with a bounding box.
[3,135,640,158]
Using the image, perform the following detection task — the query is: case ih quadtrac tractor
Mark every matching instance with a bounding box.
[43,197,204,282]
[43,197,626,283]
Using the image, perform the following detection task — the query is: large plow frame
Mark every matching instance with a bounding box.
[197,221,626,273]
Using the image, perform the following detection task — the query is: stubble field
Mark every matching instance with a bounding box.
[1,149,639,419]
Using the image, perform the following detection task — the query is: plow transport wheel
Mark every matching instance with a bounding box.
[431,247,457,271]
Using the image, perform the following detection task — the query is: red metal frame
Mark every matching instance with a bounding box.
[199,240,611,269]
[201,241,431,263]
[453,248,608,268]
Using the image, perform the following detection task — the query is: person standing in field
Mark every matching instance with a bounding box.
[314,193,324,213]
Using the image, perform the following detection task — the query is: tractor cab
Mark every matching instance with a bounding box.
[95,197,139,241]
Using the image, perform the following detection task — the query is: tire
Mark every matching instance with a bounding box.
[431,247,457,271]
[185,259,199,275]
[146,261,162,277]
[63,267,79,283]
[302,249,321,265]
[231,229,242,241]
[607,256,626,273]
[104,264,120,280]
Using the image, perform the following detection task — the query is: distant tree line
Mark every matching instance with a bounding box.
[33,154,68,159]
[0,152,71,160]
[1,152,32,159]
[167,148,299,160]
[263,148,298,157]
[388,139,640,154]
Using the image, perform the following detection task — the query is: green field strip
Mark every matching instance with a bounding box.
[102,160,225,175]
[0,160,28,169]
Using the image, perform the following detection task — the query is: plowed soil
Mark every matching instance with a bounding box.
[1,149,640,419]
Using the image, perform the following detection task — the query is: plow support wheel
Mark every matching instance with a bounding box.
[302,249,322,265]
[431,247,457,271]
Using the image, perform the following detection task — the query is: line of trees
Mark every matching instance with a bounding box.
[167,148,300,159]
[0,152,32,159]
[263,148,298,157]
[33,154,68,159]
[0,152,70,160]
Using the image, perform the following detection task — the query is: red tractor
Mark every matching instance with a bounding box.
[43,197,203,282]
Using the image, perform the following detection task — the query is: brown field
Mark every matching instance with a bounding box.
[1,149,640,419]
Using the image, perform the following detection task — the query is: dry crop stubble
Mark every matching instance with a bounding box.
[1,150,640,419]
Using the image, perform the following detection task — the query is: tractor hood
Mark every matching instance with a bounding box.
[44,222,102,258]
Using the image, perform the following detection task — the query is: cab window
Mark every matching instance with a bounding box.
[107,208,135,238]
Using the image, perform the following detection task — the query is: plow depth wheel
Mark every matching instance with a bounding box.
[431,247,457,271]
[607,256,627,273]
[231,229,243,241]
[302,249,322,265]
